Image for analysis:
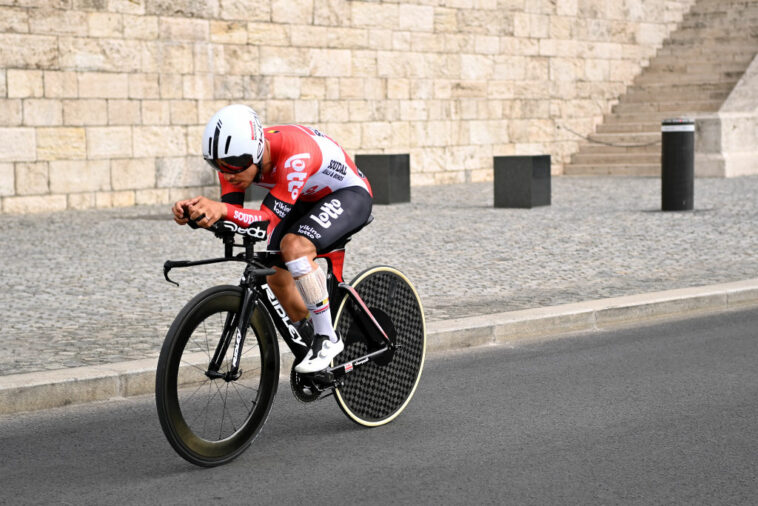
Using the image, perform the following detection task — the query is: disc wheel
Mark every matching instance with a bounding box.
[155,285,279,467]
[332,266,426,426]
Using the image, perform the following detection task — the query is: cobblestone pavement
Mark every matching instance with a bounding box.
[1,176,756,376]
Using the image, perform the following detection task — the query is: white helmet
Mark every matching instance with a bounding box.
[202,104,264,174]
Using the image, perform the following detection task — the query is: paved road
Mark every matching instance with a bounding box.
[2,308,756,505]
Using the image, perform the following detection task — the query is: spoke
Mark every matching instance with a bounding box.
[180,359,211,375]
[179,379,211,405]
[211,377,240,439]
[230,382,259,392]
[230,381,257,416]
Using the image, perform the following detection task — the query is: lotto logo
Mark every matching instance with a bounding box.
[309,199,343,228]
[285,153,310,199]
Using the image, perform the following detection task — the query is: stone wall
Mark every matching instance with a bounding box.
[0,0,695,213]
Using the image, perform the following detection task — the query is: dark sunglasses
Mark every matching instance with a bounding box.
[206,155,258,175]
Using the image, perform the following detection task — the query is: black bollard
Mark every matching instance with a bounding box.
[661,118,695,211]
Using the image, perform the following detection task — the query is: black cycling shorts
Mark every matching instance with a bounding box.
[266,186,373,253]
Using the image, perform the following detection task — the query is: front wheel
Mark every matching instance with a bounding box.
[155,285,280,467]
[333,266,426,426]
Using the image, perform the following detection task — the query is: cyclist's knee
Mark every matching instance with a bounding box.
[280,233,316,262]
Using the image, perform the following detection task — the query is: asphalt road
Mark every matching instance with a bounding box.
[1,308,757,505]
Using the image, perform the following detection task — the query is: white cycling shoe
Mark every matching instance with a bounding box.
[294,334,344,374]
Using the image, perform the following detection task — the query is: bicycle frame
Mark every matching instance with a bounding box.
[163,222,396,387]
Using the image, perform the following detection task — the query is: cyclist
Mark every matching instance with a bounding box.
[171,104,373,374]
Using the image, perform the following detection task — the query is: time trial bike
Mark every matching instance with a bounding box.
[155,215,426,467]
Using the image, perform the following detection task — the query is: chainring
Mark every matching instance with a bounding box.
[290,366,322,403]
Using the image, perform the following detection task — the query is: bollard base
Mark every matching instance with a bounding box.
[494,155,551,208]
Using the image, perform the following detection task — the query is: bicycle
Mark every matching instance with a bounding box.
[155,215,426,467]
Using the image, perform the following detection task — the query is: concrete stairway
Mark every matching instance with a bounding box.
[565,0,758,176]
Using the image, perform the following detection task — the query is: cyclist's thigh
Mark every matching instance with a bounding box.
[287,187,372,252]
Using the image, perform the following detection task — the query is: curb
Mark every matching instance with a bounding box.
[2,278,757,415]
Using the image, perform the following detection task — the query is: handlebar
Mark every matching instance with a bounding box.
[183,210,269,243]
[163,210,273,286]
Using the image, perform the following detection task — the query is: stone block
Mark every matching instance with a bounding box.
[3,195,67,214]
[0,163,13,196]
[0,7,29,34]
[15,162,49,195]
[124,14,158,39]
[78,72,129,99]
[44,71,78,98]
[159,74,183,99]
[36,127,87,160]
[221,0,269,21]
[183,74,214,100]
[63,100,107,126]
[398,4,434,32]
[494,155,551,208]
[0,34,57,69]
[0,100,23,126]
[29,8,87,36]
[68,192,96,210]
[88,12,123,38]
[111,158,156,190]
[272,0,313,24]
[132,126,187,157]
[108,100,142,125]
[141,100,171,125]
[0,128,36,162]
[135,188,170,205]
[247,22,289,46]
[128,73,160,99]
[159,16,209,41]
[351,2,398,29]
[170,100,198,125]
[86,126,133,159]
[354,154,410,205]
[50,160,110,193]
[210,21,247,44]
[23,99,62,126]
[7,70,44,98]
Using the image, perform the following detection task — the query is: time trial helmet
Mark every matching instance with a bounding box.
[202,104,264,174]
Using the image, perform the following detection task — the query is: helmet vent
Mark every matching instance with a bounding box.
[224,135,232,154]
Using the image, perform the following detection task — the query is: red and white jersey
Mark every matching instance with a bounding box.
[221,125,372,231]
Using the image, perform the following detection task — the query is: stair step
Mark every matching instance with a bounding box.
[571,152,660,165]
[596,122,662,134]
[635,72,745,85]
[574,142,661,155]
[564,164,661,177]
[613,100,723,114]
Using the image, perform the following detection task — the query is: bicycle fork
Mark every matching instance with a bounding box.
[206,286,258,381]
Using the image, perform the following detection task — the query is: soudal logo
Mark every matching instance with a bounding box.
[285,153,310,199]
[309,199,343,228]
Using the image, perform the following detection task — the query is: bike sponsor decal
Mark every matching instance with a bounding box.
[272,200,292,219]
[223,219,267,239]
[345,362,353,373]
[284,152,310,199]
[309,199,343,228]
[354,357,369,366]
[323,160,347,181]
[297,224,322,240]
[263,284,307,347]
[232,327,243,366]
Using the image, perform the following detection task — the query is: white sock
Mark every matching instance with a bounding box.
[285,258,337,342]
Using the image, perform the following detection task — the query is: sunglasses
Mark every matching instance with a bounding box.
[206,155,258,175]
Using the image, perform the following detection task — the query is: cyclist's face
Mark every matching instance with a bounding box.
[221,163,257,188]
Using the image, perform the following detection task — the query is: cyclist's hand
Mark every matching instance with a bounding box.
[171,199,192,225]
[186,196,226,228]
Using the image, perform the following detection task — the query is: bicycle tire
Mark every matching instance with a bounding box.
[155,285,279,467]
[332,266,426,426]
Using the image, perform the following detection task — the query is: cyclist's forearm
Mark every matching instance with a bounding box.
[224,203,278,229]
